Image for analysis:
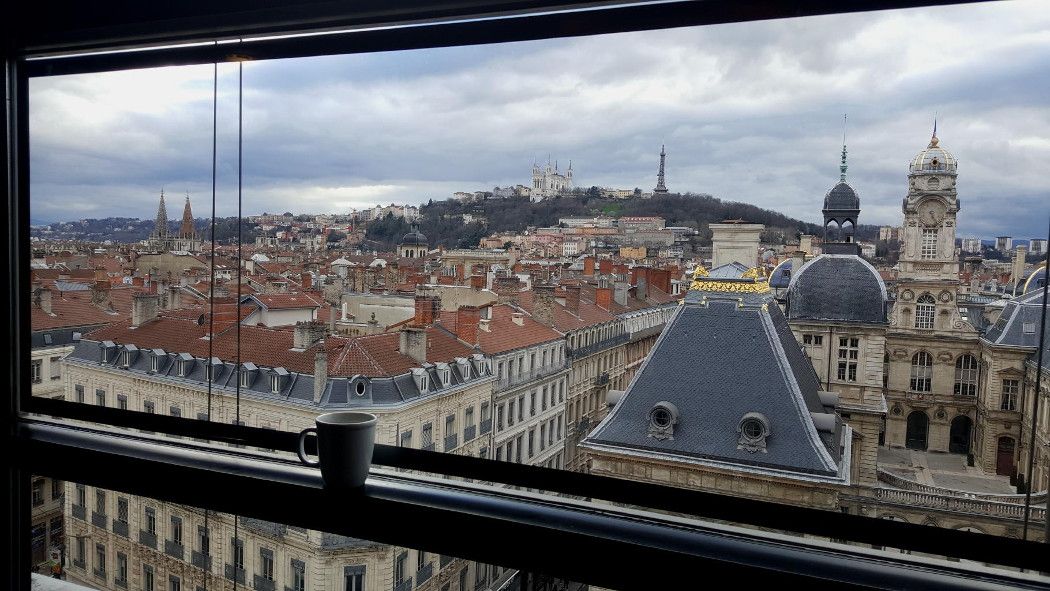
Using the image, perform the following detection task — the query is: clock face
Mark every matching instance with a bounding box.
[918,200,946,226]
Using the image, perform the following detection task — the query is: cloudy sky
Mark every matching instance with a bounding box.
[29,0,1050,238]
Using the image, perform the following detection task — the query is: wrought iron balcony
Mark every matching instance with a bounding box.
[71,504,86,520]
[568,333,629,360]
[224,564,246,584]
[254,574,277,591]
[138,529,157,549]
[480,418,492,434]
[464,425,477,442]
[444,433,458,451]
[593,373,610,387]
[164,539,185,560]
[416,562,433,584]
[113,519,128,538]
[191,550,212,570]
[90,510,108,528]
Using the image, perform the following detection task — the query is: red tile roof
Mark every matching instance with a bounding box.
[30,287,135,331]
[88,314,472,378]
[434,304,561,354]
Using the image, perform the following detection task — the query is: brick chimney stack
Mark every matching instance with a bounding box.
[456,305,481,345]
[583,257,595,276]
[414,294,441,327]
[35,286,53,315]
[595,286,612,310]
[533,284,555,326]
[564,285,581,315]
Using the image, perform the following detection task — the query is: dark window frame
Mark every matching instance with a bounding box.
[5,1,1049,588]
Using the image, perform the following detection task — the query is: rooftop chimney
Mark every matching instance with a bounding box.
[313,341,328,403]
[564,285,581,315]
[91,280,110,304]
[583,257,595,276]
[456,305,481,344]
[131,292,161,327]
[414,294,441,327]
[35,286,53,315]
[533,284,555,326]
[167,285,181,310]
[399,326,428,363]
[613,282,629,307]
[595,286,612,310]
[493,276,522,304]
[293,320,328,350]
[469,274,485,290]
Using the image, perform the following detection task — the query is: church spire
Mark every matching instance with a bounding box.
[654,144,668,194]
[179,194,196,237]
[155,190,169,236]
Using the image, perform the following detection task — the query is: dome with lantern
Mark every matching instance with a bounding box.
[909,132,957,175]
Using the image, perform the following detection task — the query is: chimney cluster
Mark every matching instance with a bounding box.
[91,280,110,304]
[613,282,629,307]
[493,276,522,304]
[293,320,328,350]
[1012,245,1027,296]
[131,292,161,327]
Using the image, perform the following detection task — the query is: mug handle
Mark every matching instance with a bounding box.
[297,427,320,466]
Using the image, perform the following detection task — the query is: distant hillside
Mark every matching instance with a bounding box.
[367,192,879,249]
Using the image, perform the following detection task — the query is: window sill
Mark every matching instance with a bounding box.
[17,418,1047,589]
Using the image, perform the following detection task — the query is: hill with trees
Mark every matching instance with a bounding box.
[365,191,879,250]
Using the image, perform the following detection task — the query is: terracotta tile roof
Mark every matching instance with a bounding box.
[434,304,561,354]
[30,287,135,331]
[87,314,472,378]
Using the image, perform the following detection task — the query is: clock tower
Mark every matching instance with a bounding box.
[898,129,960,281]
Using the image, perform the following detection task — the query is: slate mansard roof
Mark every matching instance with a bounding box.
[582,288,849,482]
[983,290,1050,368]
[786,254,887,324]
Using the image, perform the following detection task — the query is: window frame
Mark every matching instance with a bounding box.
[6,1,1050,587]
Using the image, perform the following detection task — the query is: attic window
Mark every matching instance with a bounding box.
[150,356,159,373]
[270,374,280,393]
[647,401,678,441]
[738,413,771,453]
[1022,322,1036,334]
[120,351,130,368]
[355,381,366,396]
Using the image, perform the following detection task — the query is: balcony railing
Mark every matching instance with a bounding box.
[191,550,212,570]
[254,575,277,591]
[877,469,1049,504]
[444,434,458,451]
[393,577,413,591]
[464,425,476,442]
[494,365,567,392]
[871,488,1047,522]
[421,442,435,452]
[113,519,128,538]
[90,511,107,528]
[416,562,433,584]
[164,539,185,560]
[480,418,492,435]
[593,373,610,387]
[138,529,157,549]
[568,334,629,360]
[224,564,246,584]
[71,504,86,520]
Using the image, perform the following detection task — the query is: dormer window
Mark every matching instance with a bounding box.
[151,356,159,373]
[177,353,194,377]
[205,357,222,381]
[436,363,451,387]
[120,351,130,368]
[270,367,289,393]
[738,413,771,453]
[412,368,429,393]
[647,401,678,441]
[239,362,258,388]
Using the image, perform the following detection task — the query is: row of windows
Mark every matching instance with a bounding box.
[29,356,63,384]
[568,322,624,351]
[494,418,564,463]
[399,402,491,450]
[495,343,565,383]
[30,477,62,506]
[495,381,565,432]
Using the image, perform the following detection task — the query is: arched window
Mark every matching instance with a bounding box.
[915,294,935,330]
[910,351,932,392]
[953,355,978,396]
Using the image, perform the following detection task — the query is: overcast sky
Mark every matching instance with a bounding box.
[29,0,1050,239]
